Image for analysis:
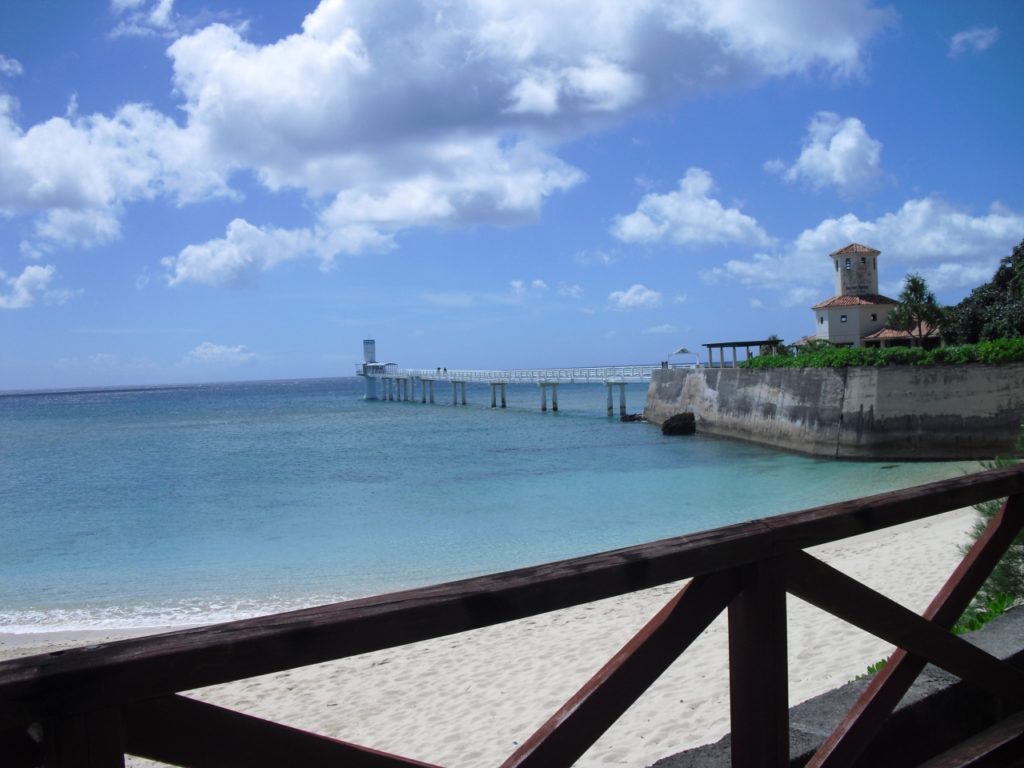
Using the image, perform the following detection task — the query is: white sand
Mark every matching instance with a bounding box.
[2,508,977,767]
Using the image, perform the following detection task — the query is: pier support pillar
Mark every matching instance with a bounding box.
[606,381,627,417]
[540,382,559,412]
[428,379,435,404]
[457,381,466,405]
[490,382,507,408]
[453,381,458,406]
[732,347,738,369]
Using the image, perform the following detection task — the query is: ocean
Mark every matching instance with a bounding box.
[0,377,976,633]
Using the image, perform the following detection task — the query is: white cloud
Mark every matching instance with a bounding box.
[949,26,999,58]
[531,279,549,290]
[162,219,325,287]
[612,168,772,247]
[750,298,764,310]
[110,0,179,38]
[0,54,23,78]
[768,112,882,193]
[0,264,58,309]
[702,197,1024,303]
[185,341,257,364]
[609,283,661,309]
[558,282,583,298]
[0,99,232,255]
[2,0,892,277]
[643,323,676,334]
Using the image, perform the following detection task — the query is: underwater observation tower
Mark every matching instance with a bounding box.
[358,339,388,400]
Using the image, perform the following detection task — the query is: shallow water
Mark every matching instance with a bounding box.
[0,377,976,631]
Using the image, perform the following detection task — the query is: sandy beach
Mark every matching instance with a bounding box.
[2,507,978,767]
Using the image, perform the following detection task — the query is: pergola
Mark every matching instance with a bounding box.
[702,339,781,368]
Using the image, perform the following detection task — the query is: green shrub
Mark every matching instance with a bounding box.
[739,338,1024,369]
[955,424,1024,631]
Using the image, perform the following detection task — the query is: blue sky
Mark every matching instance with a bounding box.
[1,1,1022,390]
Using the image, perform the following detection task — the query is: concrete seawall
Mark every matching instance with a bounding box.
[644,362,1024,459]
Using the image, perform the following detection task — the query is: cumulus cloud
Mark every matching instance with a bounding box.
[949,26,999,57]
[162,219,326,287]
[612,168,772,247]
[767,112,882,193]
[185,341,257,364]
[558,282,583,298]
[0,54,23,78]
[0,264,72,309]
[3,0,892,281]
[609,283,661,309]
[702,197,1024,304]
[643,323,676,334]
[0,99,232,255]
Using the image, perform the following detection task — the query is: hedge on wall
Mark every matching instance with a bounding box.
[740,337,1024,369]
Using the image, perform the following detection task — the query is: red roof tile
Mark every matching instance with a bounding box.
[862,322,940,340]
[829,242,880,257]
[811,293,897,309]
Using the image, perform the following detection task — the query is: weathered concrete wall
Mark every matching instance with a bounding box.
[644,362,1024,459]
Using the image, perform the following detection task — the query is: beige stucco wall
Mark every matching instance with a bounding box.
[644,362,1024,459]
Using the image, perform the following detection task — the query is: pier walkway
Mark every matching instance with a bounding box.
[355,362,661,415]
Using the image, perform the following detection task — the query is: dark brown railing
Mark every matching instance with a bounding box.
[3,464,1024,767]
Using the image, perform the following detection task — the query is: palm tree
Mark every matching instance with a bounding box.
[889,274,944,344]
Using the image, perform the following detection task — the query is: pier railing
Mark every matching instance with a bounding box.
[3,465,1024,767]
[356,364,660,383]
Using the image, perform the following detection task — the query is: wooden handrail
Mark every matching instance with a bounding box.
[2,463,1023,767]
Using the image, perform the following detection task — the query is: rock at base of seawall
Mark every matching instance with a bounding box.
[620,413,647,423]
[662,412,696,436]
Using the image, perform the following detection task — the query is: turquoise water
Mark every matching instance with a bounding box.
[0,377,974,632]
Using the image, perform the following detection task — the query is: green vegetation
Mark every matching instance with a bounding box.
[889,273,944,342]
[953,426,1024,634]
[856,657,889,680]
[740,337,1024,369]
[943,239,1024,344]
[953,593,1016,634]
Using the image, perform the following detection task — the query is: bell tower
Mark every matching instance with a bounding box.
[831,243,880,297]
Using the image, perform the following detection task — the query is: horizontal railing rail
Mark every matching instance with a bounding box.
[3,464,1023,767]
[356,364,659,383]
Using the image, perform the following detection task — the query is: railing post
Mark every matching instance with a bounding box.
[728,558,789,767]
[44,709,125,767]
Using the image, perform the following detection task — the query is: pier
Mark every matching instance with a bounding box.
[355,340,660,416]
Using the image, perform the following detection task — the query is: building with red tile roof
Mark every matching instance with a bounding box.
[811,243,898,347]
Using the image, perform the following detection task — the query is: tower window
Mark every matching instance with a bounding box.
[870,313,877,322]
[845,258,851,270]
[835,260,839,272]
[819,315,824,325]
[840,314,848,323]
[861,257,867,265]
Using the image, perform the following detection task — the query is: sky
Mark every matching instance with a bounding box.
[1,1,1022,390]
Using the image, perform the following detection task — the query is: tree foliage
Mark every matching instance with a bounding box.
[943,239,1024,344]
[888,273,944,341]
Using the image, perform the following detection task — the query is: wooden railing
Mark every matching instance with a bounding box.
[3,465,1024,767]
